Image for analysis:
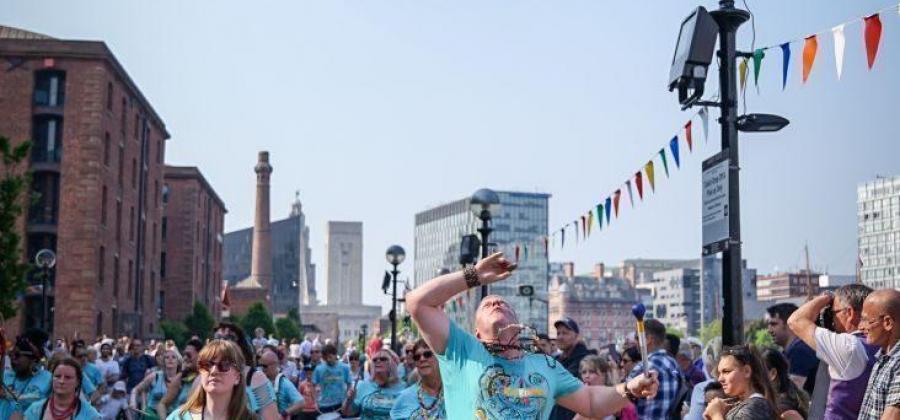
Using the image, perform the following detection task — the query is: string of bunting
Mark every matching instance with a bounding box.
[502,3,898,264]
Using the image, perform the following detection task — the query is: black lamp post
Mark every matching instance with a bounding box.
[470,188,500,300]
[35,249,56,331]
[385,245,405,354]
[359,323,368,352]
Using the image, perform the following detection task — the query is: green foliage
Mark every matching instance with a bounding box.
[286,308,300,324]
[240,301,274,336]
[665,327,684,338]
[699,320,722,345]
[0,137,33,320]
[275,317,301,341]
[744,319,775,347]
[160,320,189,347]
[183,301,216,340]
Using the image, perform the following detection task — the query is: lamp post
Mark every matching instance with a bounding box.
[470,188,501,300]
[385,245,405,354]
[359,323,368,353]
[35,249,56,331]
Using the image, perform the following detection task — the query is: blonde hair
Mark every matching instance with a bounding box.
[579,355,615,386]
[371,348,401,387]
[176,340,252,419]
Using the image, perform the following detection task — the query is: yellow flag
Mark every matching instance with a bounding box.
[645,161,655,191]
[739,58,749,92]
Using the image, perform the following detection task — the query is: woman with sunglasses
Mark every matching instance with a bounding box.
[390,339,445,420]
[703,345,778,420]
[341,348,406,419]
[209,324,279,420]
[618,347,640,383]
[22,356,100,420]
[166,340,253,420]
[131,348,182,419]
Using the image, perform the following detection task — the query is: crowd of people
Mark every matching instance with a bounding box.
[2,253,898,419]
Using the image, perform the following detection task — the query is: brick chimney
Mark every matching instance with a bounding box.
[593,263,605,279]
[250,151,273,297]
[563,262,575,278]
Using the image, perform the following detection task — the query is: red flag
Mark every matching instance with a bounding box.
[864,14,882,70]
[613,189,621,217]
[515,245,521,263]
[684,120,693,151]
[635,171,644,200]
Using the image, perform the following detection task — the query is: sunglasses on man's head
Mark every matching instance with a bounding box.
[413,351,434,362]
[197,359,234,373]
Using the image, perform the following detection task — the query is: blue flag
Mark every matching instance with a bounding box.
[781,42,791,90]
[670,136,680,168]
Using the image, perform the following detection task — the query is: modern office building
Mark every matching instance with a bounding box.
[858,175,900,289]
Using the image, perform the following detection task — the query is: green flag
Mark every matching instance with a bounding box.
[753,48,765,89]
[659,149,669,178]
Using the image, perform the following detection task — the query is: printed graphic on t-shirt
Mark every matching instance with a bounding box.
[475,365,549,419]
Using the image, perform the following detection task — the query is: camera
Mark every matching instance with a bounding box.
[817,305,835,331]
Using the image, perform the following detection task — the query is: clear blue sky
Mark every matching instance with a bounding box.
[7,1,898,313]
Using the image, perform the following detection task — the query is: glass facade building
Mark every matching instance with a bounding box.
[858,175,900,289]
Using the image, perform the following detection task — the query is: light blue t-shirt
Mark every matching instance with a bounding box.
[81,371,97,397]
[23,396,101,420]
[390,383,446,420]
[437,321,582,420]
[0,368,52,418]
[147,371,169,413]
[313,361,351,407]
[273,374,304,414]
[83,363,103,390]
[352,379,406,420]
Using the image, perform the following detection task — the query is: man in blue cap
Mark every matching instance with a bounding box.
[550,317,594,420]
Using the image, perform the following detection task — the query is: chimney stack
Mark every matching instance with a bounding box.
[250,151,273,300]
[563,262,575,278]
[593,263,605,279]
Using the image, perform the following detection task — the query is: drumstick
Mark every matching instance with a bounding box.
[631,303,650,378]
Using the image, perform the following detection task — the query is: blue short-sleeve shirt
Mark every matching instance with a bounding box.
[273,375,304,414]
[390,383,446,420]
[352,379,407,420]
[313,362,351,407]
[23,396,101,420]
[437,321,582,420]
[0,368,52,418]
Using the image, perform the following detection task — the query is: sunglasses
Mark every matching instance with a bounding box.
[372,356,390,363]
[213,333,238,342]
[197,359,234,373]
[413,351,434,362]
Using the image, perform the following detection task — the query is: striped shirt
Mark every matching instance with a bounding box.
[857,342,900,420]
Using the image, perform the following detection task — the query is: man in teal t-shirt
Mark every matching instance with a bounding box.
[313,343,352,411]
[0,332,52,418]
[405,252,661,420]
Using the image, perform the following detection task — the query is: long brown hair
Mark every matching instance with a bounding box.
[175,340,252,419]
[720,345,778,413]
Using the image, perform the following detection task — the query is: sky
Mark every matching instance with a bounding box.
[6,1,899,313]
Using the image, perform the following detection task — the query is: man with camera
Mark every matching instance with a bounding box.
[787,284,880,420]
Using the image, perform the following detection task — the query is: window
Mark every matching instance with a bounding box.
[134,113,139,139]
[116,201,122,243]
[161,216,167,242]
[160,252,166,279]
[113,255,120,298]
[127,259,134,298]
[154,181,159,208]
[28,172,60,224]
[129,206,135,242]
[157,139,163,164]
[101,185,108,225]
[34,70,66,106]
[120,97,127,131]
[131,158,137,189]
[95,311,103,338]
[98,246,106,286]
[31,115,63,163]
[106,82,113,111]
[117,143,125,184]
[103,132,111,166]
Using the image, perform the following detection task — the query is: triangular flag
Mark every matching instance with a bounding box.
[574,220,580,243]
[864,14,882,70]
[635,171,644,200]
[684,120,693,152]
[670,136,681,168]
[605,197,612,225]
[523,244,528,261]
[625,180,635,208]
[658,149,669,178]
[560,227,566,249]
[515,245,521,262]
[645,161,655,191]
[580,215,586,239]
[752,49,765,91]
[832,24,846,80]
[738,57,749,92]
[543,236,549,256]
[587,210,594,236]
[781,42,791,90]
[699,107,709,143]
[613,190,621,218]
[596,204,603,230]
[802,35,818,83]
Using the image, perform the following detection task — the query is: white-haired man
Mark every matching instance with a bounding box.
[406,253,659,420]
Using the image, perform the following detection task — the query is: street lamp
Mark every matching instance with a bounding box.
[670,1,788,345]
[385,245,405,354]
[34,249,56,331]
[359,323,368,353]
[470,188,500,300]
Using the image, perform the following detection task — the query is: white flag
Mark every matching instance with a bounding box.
[699,107,709,143]
[833,24,846,80]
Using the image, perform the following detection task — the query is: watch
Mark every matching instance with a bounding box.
[464,267,481,288]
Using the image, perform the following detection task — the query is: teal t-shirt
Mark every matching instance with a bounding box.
[313,362,351,407]
[389,383,446,420]
[273,374,304,414]
[23,396,101,420]
[353,380,406,420]
[0,368,52,418]
[83,363,103,390]
[437,321,582,420]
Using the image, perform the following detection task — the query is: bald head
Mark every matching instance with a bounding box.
[259,350,280,381]
[475,295,519,342]
[867,289,900,318]
[861,289,900,350]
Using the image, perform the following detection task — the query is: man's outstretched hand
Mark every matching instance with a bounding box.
[474,252,517,285]
[626,370,659,400]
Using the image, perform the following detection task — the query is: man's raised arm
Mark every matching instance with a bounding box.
[405,253,514,354]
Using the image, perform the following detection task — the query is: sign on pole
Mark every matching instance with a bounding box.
[702,151,730,255]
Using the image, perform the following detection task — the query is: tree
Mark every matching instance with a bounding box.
[160,320,189,347]
[183,301,216,340]
[699,320,722,345]
[275,317,301,341]
[286,307,300,324]
[0,137,32,320]
[665,327,684,338]
[240,301,274,336]
[744,319,775,348]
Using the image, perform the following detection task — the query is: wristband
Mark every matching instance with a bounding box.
[464,267,481,288]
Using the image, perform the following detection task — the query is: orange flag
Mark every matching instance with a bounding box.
[802,35,818,83]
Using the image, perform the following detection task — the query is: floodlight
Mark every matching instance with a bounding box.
[736,114,790,132]
[669,6,719,106]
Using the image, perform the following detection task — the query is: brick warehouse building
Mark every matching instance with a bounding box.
[162,166,226,323]
[0,26,169,339]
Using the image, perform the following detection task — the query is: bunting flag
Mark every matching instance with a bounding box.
[574,220,580,243]
[684,120,693,152]
[580,215,587,239]
[781,42,791,90]
[833,24,846,79]
[802,35,818,83]
[613,190,621,218]
[670,136,681,168]
[560,227,566,249]
[753,49,765,90]
[645,160,656,191]
[738,57,749,92]
[605,197,612,225]
[864,14,882,70]
[635,171,644,199]
[523,244,529,261]
[543,236,549,256]
[515,245,521,263]
[596,204,603,230]
[625,180,635,208]
[658,149,669,178]
[586,210,594,236]
[699,107,709,143]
